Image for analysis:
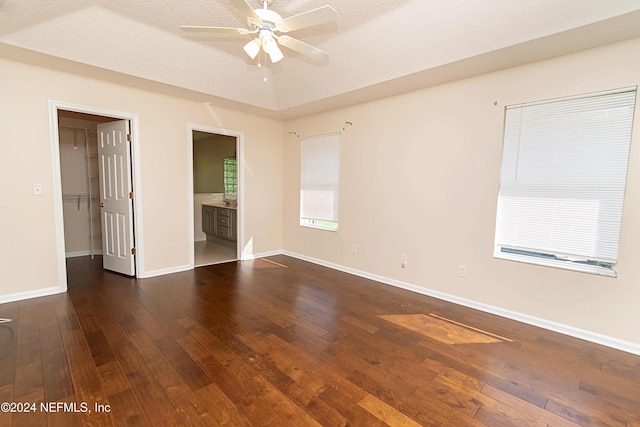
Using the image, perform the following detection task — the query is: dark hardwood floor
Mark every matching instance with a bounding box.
[1,255,639,426]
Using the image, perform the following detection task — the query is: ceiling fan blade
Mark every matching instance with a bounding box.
[278,5,337,32]
[181,25,251,35]
[277,35,329,62]
[229,0,260,20]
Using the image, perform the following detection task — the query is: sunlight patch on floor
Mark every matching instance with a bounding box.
[379,313,512,345]
[257,258,289,268]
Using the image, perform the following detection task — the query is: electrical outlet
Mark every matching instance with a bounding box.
[458,265,467,278]
[401,254,407,268]
[351,244,357,254]
[166,243,173,252]
[32,184,43,195]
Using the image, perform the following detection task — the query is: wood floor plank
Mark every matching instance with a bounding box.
[545,392,639,427]
[95,361,147,425]
[73,305,117,368]
[13,362,43,400]
[111,342,185,426]
[0,303,18,390]
[332,350,417,406]
[237,375,322,427]
[54,295,112,426]
[316,377,387,426]
[154,335,213,391]
[14,299,42,368]
[43,395,83,427]
[480,383,582,427]
[38,300,75,403]
[544,397,627,427]
[194,383,253,427]
[127,328,178,380]
[156,372,217,426]
[8,389,45,427]
[0,255,639,426]
[358,393,424,427]
[0,384,14,427]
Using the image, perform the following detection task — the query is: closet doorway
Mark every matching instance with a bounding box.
[56,109,138,277]
[190,126,242,267]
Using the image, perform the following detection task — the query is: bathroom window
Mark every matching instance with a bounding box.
[494,87,636,276]
[223,157,237,196]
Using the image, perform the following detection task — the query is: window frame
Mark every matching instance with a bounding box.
[493,87,637,277]
[299,133,341,232]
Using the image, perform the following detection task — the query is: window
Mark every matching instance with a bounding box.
[494,87,636,276]
[300,133,341,231]
[223,156,237,196]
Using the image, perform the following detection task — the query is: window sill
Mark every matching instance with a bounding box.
[300,223,338,232]
[494,252,617,277]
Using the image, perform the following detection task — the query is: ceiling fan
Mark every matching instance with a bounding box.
[181,0,337,64]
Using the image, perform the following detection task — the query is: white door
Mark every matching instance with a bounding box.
[97,120,135,276]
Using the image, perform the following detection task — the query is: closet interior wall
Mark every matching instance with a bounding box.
[58,115,102,258]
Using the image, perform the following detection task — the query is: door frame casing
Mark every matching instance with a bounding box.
[187,124,244,268]
[49,100,144,290]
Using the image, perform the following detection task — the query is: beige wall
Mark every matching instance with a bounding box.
[283,37,640,347]
[0,56,283,300]
[193,133,236,193]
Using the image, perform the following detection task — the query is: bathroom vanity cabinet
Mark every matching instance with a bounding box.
[202,204,237,242]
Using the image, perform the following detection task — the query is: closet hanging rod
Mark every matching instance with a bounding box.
[59,126,97,134]
[62,194,96,211]
[62,194,94,199]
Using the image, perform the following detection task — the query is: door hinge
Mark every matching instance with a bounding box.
[129,192,134,199]
[127,134,132,142]
[131,248,136,255]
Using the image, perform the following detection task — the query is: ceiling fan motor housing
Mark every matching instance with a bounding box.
[254,8,283,28]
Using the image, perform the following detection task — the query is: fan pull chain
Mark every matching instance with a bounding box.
[262,51,268,82]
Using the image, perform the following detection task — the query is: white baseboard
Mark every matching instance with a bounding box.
[282,250,640,356]
[242,250,282,261]
[0,286,66,305]
[125,250,280,278]
[65,250,103,258]
[139,264,192,279]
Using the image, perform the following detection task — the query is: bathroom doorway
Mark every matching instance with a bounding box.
[190,127,242,267]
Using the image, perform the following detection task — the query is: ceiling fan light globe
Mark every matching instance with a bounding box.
[269,45,284,63]
[243,39,261,59]
[261,34,278,54]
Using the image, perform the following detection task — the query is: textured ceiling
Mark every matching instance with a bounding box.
[2,0,640,119]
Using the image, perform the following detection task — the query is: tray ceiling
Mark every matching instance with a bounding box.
[2,0,640,119]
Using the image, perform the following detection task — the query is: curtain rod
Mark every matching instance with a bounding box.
[289,121,353,139]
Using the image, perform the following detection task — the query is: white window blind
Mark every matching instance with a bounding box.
[494,87,636,275]
[300,133,340,231]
